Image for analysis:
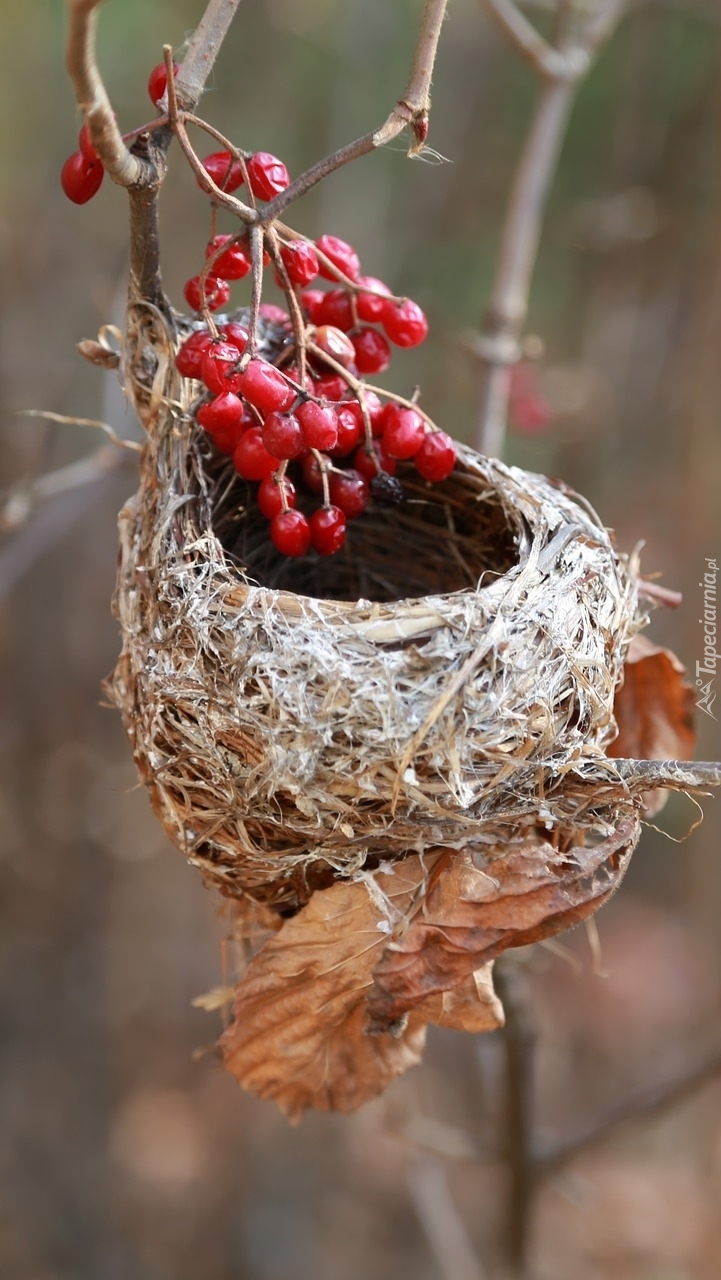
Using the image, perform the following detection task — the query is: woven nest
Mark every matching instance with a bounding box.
[107,303,657,916]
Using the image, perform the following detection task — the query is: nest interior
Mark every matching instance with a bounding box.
[110,311,645,912]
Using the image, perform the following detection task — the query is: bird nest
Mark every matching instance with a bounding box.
[103,303,714,1115]
[110,305,649,915]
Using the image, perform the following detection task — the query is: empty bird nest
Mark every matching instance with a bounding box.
[104,301,709,1117]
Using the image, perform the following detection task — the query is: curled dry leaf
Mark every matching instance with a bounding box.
[219,857,434,1120]
[219,820,639,1116]
[367,819,639,1032]
[219,855,505,1119]
[608,635,696,816]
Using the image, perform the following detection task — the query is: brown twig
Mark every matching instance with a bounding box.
[494,959,536,1279]
[65,0,249,311]
[173,0,244,111]
[259,0,448,224]
[535,1046,721,1177]
[65,0,148,187]
[408,1157,489,1280]
[474,0,626,458]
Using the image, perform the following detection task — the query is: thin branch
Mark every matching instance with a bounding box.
[408,1157,489,1280]
[174,0,244,110]
[494,960,536,1279]
[610,758,721,789]
[474,0,626,457]
[260,0,448,223]
[484,0,588,80]
[536,1047,721,1178]
[0,443,129,535]
[65,0,146,187]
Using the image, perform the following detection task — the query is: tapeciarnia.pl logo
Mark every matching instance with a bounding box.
[696,557,718,719]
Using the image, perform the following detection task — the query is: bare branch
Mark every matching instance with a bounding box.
[484,0,588,80]
[65,0,146,187]
[408,1157,489,1280]
[494,960,536,1277]
[261,0,448,222]
[536,1046,721,1178]
[1,443,129,535]
[474,0,626,457]
[174,0,244,110]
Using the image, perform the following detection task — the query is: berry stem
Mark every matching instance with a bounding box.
[266,227,308,385]
[248,225,265,357]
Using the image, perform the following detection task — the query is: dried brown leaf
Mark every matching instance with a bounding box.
[414,966,504,1032]
[218,858,435,1120]
[367,820,639,1031]
[609,635,696,815]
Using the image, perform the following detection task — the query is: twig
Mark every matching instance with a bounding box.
[65,0,147,187]
[494,959,536,1279]
[173,0,244,111]
[536,1046,721,1177]
[408,1157,489,1280]
[0,443,129,535]
[65,0,249,310]
[259,0,448,223]
[474,0,626,457]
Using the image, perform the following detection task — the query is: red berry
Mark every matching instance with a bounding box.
[301,289,325,324]
[206,235,251,281]
[148,60,178,107]
[183,275,230,313]
[310,506,347,556]
[262,411,305,460]
[302,452,326,494]
[362,391,385,435]
[328,469,370,518]
[257,473,296,520]
[233,428,279,481]
[219,322,249,354]
[237,359,296,416]
[258,303,290,325]
[175,330,213,378]
[61,151,104,204]
[356,276,392,322]
[382,406,426,459]
[316,235,361,282]
[78,123,99,163]
[318,289,354,331]
[382,298,428,348]
[247,152,291,201]
[353,442,396,480]
[201,341,244,394]
[270,509,311,557]
[414,430,457,482]
[199,151,244,193]
[313,374,347,402]
[331,405,364,457]
[314,325,356,369]
[280,241,319,287]
[208,424,243,456]
[352,327,391,375]
[197,391,244,434]
[296,401,338,451]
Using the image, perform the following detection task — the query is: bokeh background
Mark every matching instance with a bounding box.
[1,2,721,1277]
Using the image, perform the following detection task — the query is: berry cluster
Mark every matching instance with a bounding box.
[175,235,455,560]
[62,61,459,559]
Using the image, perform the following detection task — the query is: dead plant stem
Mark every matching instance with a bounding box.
[260,0,448,223]
[475,0,625,457]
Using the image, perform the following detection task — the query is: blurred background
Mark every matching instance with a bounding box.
[1,1,721,1277]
